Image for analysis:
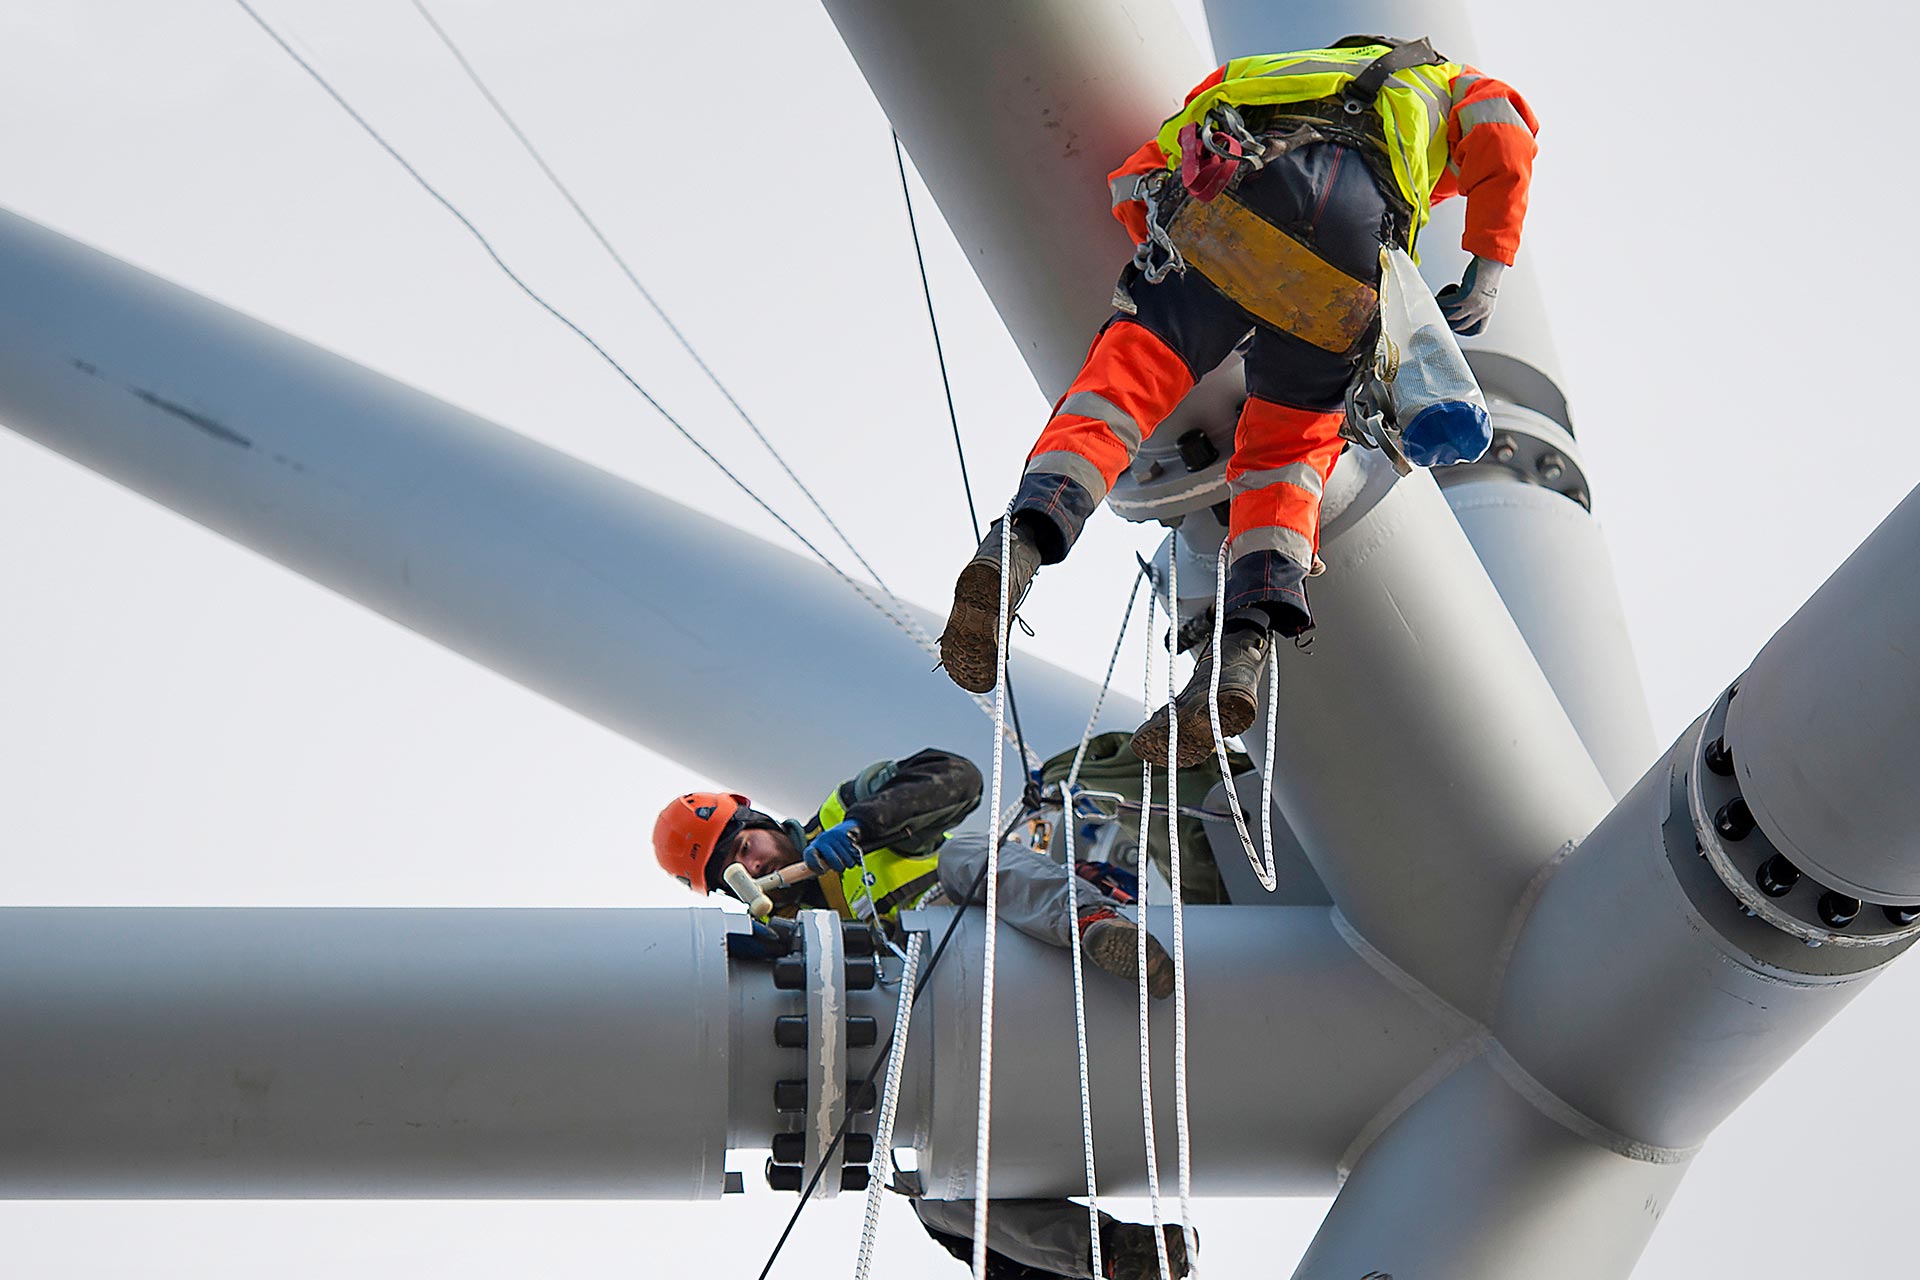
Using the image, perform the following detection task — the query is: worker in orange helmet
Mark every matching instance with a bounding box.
[939,36,1539,767]
[652,747,1193,1279]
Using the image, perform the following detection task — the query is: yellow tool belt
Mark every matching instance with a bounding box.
[1166,189,1378,355]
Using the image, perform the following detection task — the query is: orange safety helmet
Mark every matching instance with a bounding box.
[653,791,751,892]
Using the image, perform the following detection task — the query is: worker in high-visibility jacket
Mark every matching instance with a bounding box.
[651,747,1192,1279]
[939,36,1540,768]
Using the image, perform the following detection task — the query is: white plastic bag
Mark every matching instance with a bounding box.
[1373,246,1491,468]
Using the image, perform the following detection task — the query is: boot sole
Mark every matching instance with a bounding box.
[1130,686,1257,770]
[1083,920,1176,1000]
[940,560,1004,695]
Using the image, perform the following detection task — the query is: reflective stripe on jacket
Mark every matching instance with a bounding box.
[1109,47,1538,264]
[815,784,942,924]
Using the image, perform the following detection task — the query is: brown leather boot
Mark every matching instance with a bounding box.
[1077,906,1174,1000]
[1129,618,1271,768]
[938,518,1043,694]
[1103,1220,1195,1279]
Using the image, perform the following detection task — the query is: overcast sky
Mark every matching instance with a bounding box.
[1,0,1916,1275]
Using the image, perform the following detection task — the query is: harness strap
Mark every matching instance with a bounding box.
[1343,36,1445,107]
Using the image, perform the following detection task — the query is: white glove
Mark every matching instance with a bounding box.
[1435,255,1506,337]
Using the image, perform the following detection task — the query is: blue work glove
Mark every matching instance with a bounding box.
[1435,255,1506,337]
[803,819,863,875]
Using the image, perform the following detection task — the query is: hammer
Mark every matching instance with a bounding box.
[723,861,821,919]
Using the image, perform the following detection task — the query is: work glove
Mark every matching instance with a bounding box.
[803,819,863,875]
[724,917,798,963]
[1435,255,1506,337]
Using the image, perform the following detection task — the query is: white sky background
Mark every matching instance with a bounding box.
[0,0,1915,1275]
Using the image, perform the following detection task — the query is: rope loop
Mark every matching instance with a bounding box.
[1209,540,1280,892]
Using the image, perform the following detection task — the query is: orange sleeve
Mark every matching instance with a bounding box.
[1439,69,1539,265]
[1105,67,1228,245]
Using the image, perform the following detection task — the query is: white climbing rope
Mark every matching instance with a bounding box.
[1163,537,1199,1271]
[1056,567,1150,1279]
[852,926,925,1280]
[1208,540,1281,892]
[1135,580,1174,1280]
[969,507,1016,1280]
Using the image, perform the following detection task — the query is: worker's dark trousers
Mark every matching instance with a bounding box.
[916,1197,1114,1278]
[1012,142,1391,633]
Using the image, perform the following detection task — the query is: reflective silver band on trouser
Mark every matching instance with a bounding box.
[1228,462,1324,501]
[1110,173,1141,209]
[1227,524,1315,571]
[1057,391,1145,453]
[1024,449,1112,504]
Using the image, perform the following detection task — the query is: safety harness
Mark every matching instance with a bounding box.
[1131,36,1448,289]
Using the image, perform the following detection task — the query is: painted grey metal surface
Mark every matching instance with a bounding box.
[820,0,1204,399]
[907,904,1461,1200]
[1292,1056,1691,1280]
[1441,465,1657,796]
[0,208,1112,818]
[0,908,733,1198]
[820,0,1248,523]
[1270,449,1616,1016]
[1496,726,1904,1152]
[1725,483,1920,903]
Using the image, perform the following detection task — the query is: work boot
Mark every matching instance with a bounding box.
[939,518,1043,694]
[1103,1221,1195,1280]
[1078,906,1175,1000]
[1129,616,1272,769]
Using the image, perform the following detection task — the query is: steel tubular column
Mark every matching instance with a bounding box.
[1723,483,1920,903]
[908,904,1463,1200]
[820,0,1209,398]
[0,908,735,1198]
[0,209,1108,817]
[1275,452,1616,1015]
[1288,486,1920,1279]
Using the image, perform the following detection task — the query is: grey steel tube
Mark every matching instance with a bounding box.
[1441,467,1656,796]
[820,0,1248,496]
[910,904,1462,1199]
[0,908,733,1198]
[820,0,1207,397]
[0,903,1473,1200]
[0,209,1109,817]
[1291,1055,1691,1280]
[1725,483,1920,903]
[1495,723,1903,1151]
[1272,451,1616,1015]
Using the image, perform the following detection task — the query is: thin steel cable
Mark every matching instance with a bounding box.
[407,0,928,647]
[1163,536,1198,1270]
[892,133,981,545]
[853,927,924,1280]
[888,130,1039,774]
[232,1,1041,762]
[1135,575,1173,1280]
[1208,540,1280,891]
[970,505,1017,1279]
